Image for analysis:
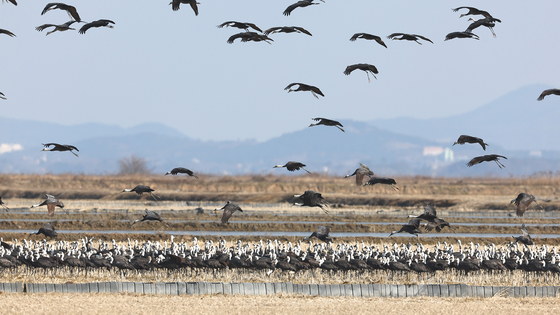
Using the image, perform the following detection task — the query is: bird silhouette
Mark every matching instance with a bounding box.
[293,190,329,214]
[170,0,199,15]
[387,33,433,45]
[344,63,378,82]
[344,163,374,186]
[349,33,387,48]
[122,185,159,201]
[364,177,399,190]
[214,201,243,224]
[273,161,311,173]
[467,154,507,168]
[303,226,332,242]
[511,193,544,217]
[31,194,65,216]
[165,167,198,178]
[132,209,169,227]
[537,88,560,101]
[41,3,81,22]
[453,135,488,150]
[79,19,115,34]
[309,118,344,132]
[285,83,324,98]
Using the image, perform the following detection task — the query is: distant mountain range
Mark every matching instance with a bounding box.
[1,85,559,176]
[369,84,560,152]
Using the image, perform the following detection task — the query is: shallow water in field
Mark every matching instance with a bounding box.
[4,228,560,238]
[2,218,558,227]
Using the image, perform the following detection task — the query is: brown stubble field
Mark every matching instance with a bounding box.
[1,294,560,315]
[0,173,559,244]
[0,173,559,206]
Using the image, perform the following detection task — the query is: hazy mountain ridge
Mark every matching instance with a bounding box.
[369,84,560,151]
[1,84,559,177]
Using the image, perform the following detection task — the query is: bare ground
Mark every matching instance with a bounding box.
[1,294,560,315]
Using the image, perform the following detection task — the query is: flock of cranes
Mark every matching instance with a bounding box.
[0,2,556,278]
[2,234,560,275]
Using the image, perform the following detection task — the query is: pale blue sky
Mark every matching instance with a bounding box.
[1,1,559,141]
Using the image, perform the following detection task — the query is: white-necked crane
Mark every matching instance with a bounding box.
[227,32,273,44]
[467,17,500,37]
[0,28,16,37]
[413,204,455,233]
[445,31,479,41]
[284,83,324,98]
[303,226,332,242]
[513,224,534,245]
[283,0,323,16]
[79,19,115,34]
[170,0,199,15]
[273,161,311,173]
[537,88,560,101]
[36,21,77,36]
[132,209,169,227]
[467,154,507,168]
[453,135,488,150]
[387,33,433,45]
[349,33,387,48]
[511,193,544,217]
[389,219,422,239]
[309,118,344,132]
[364,177,399,191]
[122,185,159,201]
[0,196,9,212]
[41,143,79,156]
[31,223,58,238]
[31,194,64,216]
[264,26,312,36]
[41,3,81,22]
[344,163,374,186]
[165,167,198,178]
[217,21,262,32]
[452,6,500,20]
[293,190,329,214]
[344,63,378,82]
[214,201,243,224]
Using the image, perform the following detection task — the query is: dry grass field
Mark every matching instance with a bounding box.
[0,173,559,210]
[1,294,560,315]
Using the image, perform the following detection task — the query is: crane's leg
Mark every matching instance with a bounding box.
[533,199,545,211]
[335,125,345,132]
[489,27,496,38]
[366,72,371,83]
[71,151,79,157]
[312,91,319,99]
[300,167,311,174]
